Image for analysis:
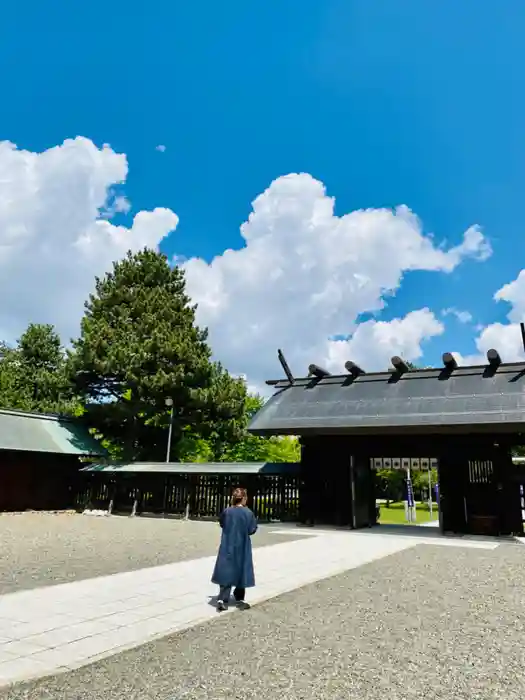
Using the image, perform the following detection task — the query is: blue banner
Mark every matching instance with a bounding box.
[406,476,415,508]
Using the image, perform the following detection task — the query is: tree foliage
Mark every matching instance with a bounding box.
[218,394,300,462]
[376,467,438,503]
[68,249,250,461]
[0,324,77,414]
[178,394,300,463]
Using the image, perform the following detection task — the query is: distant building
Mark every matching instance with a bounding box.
[0,409,105,511]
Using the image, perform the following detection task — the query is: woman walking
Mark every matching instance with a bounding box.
[212,487,258,612]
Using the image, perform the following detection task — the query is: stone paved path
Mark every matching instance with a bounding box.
[0,529,498,688]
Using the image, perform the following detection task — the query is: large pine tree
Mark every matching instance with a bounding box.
[69,249,247,461]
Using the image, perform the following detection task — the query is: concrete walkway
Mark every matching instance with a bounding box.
[420,519,440,527]
[0,530,498,687]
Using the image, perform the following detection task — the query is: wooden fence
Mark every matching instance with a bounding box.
[75,471,301,523]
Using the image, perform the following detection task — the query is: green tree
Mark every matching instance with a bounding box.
[0,324,77,414]
[376,467,438,506]
[411,468,438,498]
[177,393,301,463]
[69,249,247,461]
[265,435,301,462]
[219,394,300,462]
[196,363,251,459]
[376,468,406,503]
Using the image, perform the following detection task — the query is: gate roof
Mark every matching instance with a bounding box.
[248,362,525,436]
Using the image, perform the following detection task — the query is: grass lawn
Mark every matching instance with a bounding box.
[378,501,438,525]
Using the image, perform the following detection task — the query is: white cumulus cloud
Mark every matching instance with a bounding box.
[183,173,489,383]
[454,270,525,365]
[326,309,444,372]
[494,270,525,323]
[0,141,492,386]
[0,137,178,342]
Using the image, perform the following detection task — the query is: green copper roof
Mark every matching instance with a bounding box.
[0,409,106,456]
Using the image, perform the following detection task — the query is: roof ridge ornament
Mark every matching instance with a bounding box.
[442,352,458,370]
[391,356,410,374]
[487,348,501,368]
[344,361,365,378]
[308,364,331,379]
[277,349,295,385]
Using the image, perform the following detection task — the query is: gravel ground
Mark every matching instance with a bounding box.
[5,542,525,700]
[0,513,303,594]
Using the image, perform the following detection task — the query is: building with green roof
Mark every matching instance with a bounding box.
[0,409,105,511]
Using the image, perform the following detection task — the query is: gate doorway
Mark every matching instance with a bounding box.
[372,456,438,526]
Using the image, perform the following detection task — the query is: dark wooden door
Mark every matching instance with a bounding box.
[351,454,375,528]
[499,454,524,536]
[438,452,467,534]
[464,459,500,535]
[440,450,503,536]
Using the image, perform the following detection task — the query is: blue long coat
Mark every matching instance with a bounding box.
[211,506,258,588]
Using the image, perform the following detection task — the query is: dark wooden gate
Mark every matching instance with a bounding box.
[163,474,191,516]
[75,469,301,523]
[74,473,114,510]
[112,476,139,514]
[463,459,499,535]
[503,457,525,536]
[439,445,521,536]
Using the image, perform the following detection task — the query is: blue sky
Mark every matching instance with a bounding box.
[1,0,525,376]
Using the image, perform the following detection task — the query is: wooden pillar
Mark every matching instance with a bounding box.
[495,443,521,535]
[299,437,317,526]
[350,452,375,529]
[333,438,353,526]
[349,454,357,529]
[437,442,468,534]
